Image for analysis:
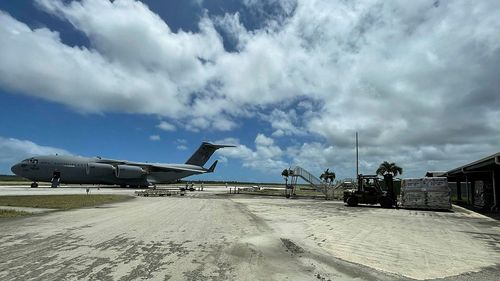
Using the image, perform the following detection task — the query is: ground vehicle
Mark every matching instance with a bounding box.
[343,174,395,208]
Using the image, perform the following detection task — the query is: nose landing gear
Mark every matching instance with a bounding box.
[31,182,38,188]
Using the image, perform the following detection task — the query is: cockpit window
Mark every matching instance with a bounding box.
[24,158,38,164]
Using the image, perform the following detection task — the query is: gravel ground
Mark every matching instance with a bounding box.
[0,186,498,280]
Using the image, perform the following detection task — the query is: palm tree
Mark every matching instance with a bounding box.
[320,169,326,181]
[376,161,403,177]
[282,169,290,186]
[320,168,336,184]
[376,161,402,199]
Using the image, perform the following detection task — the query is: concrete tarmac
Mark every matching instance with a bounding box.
[0,186,499,280]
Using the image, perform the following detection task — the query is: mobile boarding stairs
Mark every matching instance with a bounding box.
[288,166,341,200]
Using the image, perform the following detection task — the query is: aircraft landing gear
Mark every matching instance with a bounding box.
[31,182,38,188]
[51,178,60,188]
[51,171,61,188]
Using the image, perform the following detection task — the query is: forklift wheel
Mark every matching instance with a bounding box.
[346,196,358,207]
[380,197,394,208]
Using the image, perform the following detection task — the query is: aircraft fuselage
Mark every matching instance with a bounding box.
[11,142,233,187]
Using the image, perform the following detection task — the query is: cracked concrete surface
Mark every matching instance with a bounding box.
[0,187,499,280]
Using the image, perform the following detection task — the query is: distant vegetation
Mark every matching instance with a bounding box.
[179,179,285,185]
[0,195,132,210]
[0,175,28,181]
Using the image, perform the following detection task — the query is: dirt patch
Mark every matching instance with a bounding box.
[280,238,304,254]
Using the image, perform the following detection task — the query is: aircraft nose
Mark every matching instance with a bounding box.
[11,163,21,176]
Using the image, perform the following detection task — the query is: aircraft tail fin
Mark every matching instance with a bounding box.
[185,142,235,167]
[207,160,218,173]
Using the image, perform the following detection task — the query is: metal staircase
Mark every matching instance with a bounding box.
[290,166,331,197]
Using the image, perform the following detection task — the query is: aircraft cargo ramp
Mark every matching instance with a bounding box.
[289,166,338,199]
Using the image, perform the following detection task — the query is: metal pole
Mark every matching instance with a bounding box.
[465,175,469,205]
[356,132,359,178]
[492,170,497,211]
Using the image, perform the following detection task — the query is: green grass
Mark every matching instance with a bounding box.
[0,181,35,186]
[0,175,28,182]
[0,195,132,210]
[0,209,32,218]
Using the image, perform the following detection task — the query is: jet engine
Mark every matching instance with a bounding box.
[115,165,146,179]
[86,163,115,176]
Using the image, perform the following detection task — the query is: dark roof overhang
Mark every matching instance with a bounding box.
[446,153,500,177]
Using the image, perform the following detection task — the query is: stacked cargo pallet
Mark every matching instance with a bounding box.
[400,177,451,210]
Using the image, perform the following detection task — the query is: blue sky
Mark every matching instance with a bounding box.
[0,0,499,182]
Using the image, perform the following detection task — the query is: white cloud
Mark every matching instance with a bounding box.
[218,134,499,180]
[263,109,307,137]
[217,155,228,164]
[217,134,287,173]
[0,0,499,177]
[0,0,225,131]
[213,12,249,48]
[218,135,350,178]
[149,135,160,141]
[191,0,204,7]
[174,139,188,150]
[0,137,71,172]
[157,121,176,132]
[255,134,274,146]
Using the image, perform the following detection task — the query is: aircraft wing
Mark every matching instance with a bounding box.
[95,159,208,173]
[115,161,207,173]
[144,164,206,173]
[95,158,129,165]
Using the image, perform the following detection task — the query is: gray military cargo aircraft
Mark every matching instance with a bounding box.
[11,142,234,188]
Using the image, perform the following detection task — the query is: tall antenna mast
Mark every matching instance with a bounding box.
[356,131,359,177]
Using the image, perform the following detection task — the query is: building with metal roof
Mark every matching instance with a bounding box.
[445,152,499,211]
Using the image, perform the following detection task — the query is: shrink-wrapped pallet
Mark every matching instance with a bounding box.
[402,178,423,189]
[423,177,448,191]
[400,177,451,210]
